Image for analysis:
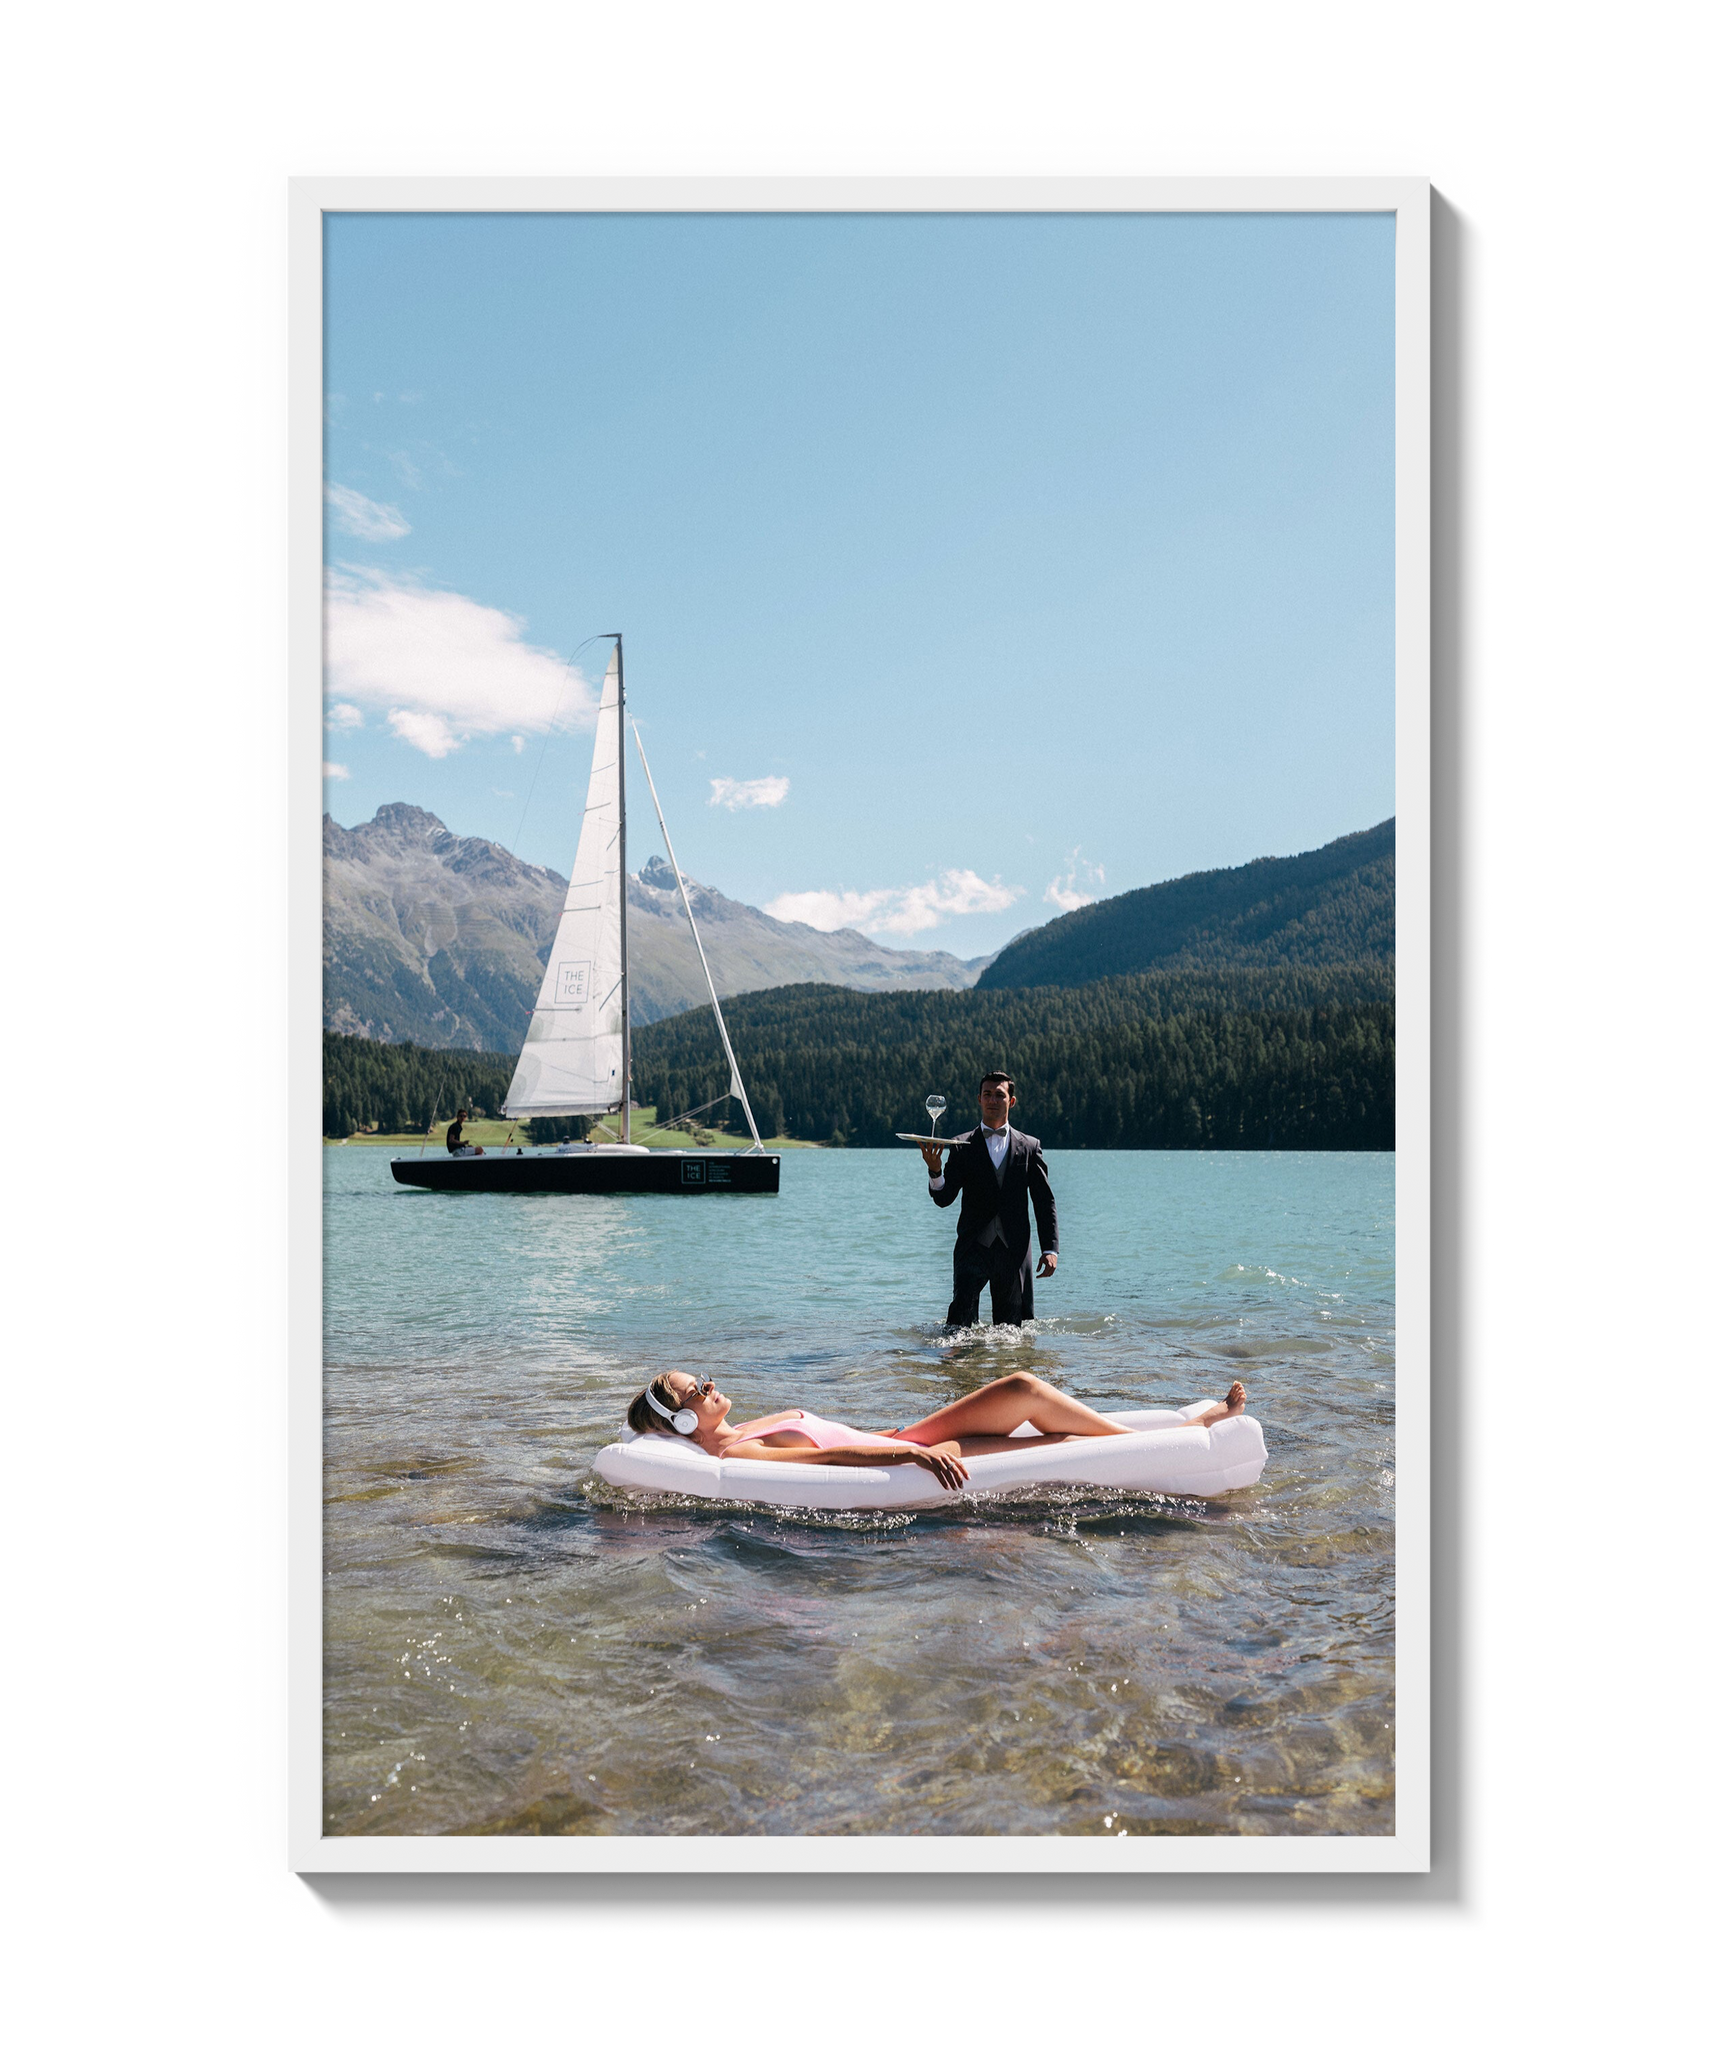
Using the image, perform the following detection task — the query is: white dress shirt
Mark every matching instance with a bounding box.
[928,1122,1009,1193]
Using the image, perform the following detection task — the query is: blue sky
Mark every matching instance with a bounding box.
[323,210,1394,960]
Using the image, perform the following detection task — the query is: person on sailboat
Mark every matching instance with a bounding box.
[445,1109,484,1157]
[626,1369,1248,1493]
[918,1071,1056,1327]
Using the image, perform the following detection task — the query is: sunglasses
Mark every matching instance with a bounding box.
[671,1377,715,1404]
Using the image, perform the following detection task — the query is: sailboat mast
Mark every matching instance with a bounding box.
[614,632,632,1144]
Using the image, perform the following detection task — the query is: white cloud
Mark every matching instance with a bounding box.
[709,775,789,811]
[510,735,527,754]
[1044,850,1106,912]
[1045,877,1094,911]
[323,761,350,780]
[322,568,597,758]
[386,708,459,758]
[325,482,411,541]
[766,868,1023,938]
[325,702,364,730]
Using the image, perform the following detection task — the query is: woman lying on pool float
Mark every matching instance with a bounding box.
[626,1369,1248,1493]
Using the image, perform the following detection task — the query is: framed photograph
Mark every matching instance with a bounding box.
[290,177,1429,1872]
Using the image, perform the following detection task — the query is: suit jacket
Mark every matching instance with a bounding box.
[929,1125,1058,1258]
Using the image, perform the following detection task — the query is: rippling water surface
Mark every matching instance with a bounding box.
[323,1147,1395,1837]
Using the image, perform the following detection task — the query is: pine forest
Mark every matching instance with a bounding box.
[325,960,1393,1150]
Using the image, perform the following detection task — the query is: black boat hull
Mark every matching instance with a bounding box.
[389,1150,782,1195]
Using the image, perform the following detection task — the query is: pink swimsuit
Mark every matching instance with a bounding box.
[729,1410,904,1452]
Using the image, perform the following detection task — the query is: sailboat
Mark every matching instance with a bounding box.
[390,636,781,1195]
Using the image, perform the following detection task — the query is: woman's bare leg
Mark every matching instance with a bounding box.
[892,1372,1127,1444]
[892,1373,1246,1446]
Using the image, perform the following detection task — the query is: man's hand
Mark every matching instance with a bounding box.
[919,1142,945,1176]
[1036,1250,1058,1278]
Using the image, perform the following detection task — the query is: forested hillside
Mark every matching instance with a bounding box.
[631,965,1394,1151]
[323,1033,516,1139]
[978,818,1394,990]
[327,955,1394,1149]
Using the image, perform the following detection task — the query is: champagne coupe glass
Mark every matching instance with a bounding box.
[925,1093,947,1142]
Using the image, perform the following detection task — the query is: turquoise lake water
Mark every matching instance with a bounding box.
[323,1146,1395,1836]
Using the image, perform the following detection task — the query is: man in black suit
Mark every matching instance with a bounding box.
[920,1070,1059,1327]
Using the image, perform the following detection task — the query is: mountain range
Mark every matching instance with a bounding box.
[324,805,1394,1054]
[323,804,996,1051]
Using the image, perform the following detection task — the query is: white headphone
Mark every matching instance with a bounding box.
[645,1381,700,1435]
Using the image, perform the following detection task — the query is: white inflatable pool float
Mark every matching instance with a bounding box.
[593,1404,1267,1511]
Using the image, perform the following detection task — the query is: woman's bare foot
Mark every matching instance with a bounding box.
[1191,1381,1246,1426]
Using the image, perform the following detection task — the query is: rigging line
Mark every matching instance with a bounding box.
[653,1092,736,1133]
[631,720,766,1154]
[509,632,611,860]
[418,1078,446,1157]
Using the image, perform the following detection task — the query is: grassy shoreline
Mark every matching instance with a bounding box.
[327,1106,823,1150]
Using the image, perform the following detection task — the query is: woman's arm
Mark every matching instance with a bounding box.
[716,1437,969,1491]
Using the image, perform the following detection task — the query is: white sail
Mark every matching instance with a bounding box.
[503,648,627,1118]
